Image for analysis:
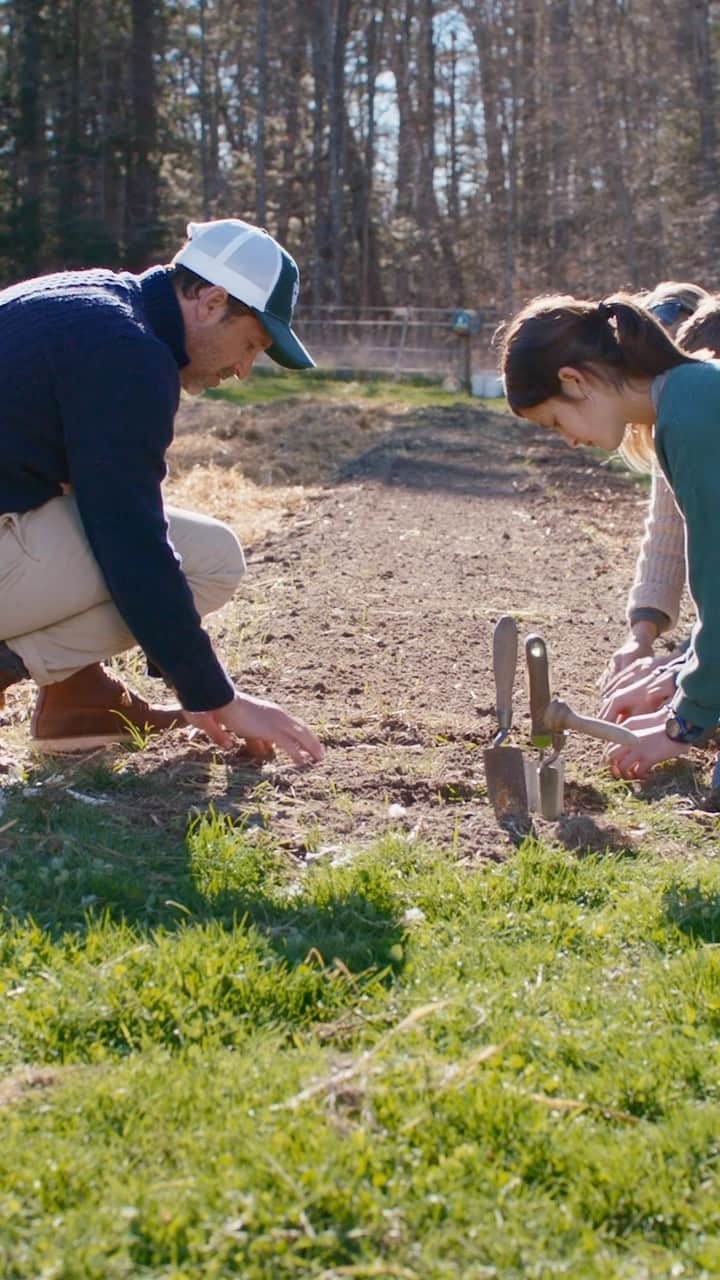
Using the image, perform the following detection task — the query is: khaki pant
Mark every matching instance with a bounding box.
[1,495,245,686]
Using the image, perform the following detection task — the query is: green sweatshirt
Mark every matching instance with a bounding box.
[654,359,720,728]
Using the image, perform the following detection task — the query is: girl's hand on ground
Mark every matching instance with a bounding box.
[601,649,670,699]
[600,666,678,723]
[184,693,324,763]
[602,629,657,690]
[605,706,691,779]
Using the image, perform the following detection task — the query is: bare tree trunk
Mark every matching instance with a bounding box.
[361,5,382,307]
[686,0,720,261]
[309,0,331,302]
[547,0,570,281]
[277,0,306,244]
[255,0,267,225]
[125,0,160,267]
[389,0,415,219]
[587,1,636,282]
[197,0,219,219]
[329,0,351,301]
[463,0,514,308]
[446,28,460,229]
[12,0,46,273]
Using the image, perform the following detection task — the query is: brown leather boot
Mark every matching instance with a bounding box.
[0,641,29,710]
[30,663,183,752]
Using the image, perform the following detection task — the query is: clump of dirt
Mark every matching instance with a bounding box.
[0,1067,63,1108]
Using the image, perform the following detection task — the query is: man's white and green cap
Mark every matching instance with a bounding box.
[172,218,314,369]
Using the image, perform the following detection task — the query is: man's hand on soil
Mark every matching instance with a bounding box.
[184,693,324,763]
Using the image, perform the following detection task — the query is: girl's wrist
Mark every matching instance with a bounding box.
[630,619,659,645]
[629,606,670,636]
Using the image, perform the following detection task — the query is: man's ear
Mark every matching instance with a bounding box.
[557,366,587,399]
[196,285,229,322]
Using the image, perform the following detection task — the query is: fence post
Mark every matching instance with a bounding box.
[392,307,410,380]
[450,310,480,393]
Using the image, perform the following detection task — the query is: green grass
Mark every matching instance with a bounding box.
[204,365,504,408]
[2,787,720,1277]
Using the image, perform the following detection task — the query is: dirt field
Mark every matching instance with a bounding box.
[3,391,718,860]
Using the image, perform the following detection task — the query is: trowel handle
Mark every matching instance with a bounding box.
[492,615,518,732]
[544,698,639,746]
[525,633,552,749]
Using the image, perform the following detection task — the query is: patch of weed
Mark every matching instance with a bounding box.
[205,366,504,409]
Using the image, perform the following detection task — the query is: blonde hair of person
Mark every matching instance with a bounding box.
[639,280,711,318]
[621,294,720,471]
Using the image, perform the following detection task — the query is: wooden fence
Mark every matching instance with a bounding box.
[294,305,502,382]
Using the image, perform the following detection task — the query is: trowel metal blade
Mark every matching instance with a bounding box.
[539,758,564,820]
[524,757,541,812]
[484,745,529,819]
[524,757,564,818]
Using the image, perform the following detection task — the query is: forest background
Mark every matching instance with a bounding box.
[1,0,719,320]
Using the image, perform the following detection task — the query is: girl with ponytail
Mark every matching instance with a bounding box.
[499,293,719,780]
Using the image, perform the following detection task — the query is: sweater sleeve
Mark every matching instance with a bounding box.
[655,364,720,727]
[57,335,235,711]
[626,461,686,629]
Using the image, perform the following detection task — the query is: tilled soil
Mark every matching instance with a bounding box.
[211,403,704,859]
[3,397,716,860]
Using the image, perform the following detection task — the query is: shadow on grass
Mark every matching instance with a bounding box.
[635,758,704,806]
[663,881,720,943]
[555,814,638,858]
[0,767,405,977]
[495,812,535,849]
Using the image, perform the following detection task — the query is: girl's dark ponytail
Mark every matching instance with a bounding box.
[607,299,688,380]
[500,292,697,413]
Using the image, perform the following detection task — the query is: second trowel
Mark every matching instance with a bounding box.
[524,632,641,819]
[525,633,566,819]
[484,615,529,819]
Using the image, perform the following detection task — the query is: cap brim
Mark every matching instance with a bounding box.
[254,310,315,370]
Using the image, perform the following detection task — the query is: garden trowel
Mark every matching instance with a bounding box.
[525,634,566,819]
[525,633,641,819]
[484,616,529,819]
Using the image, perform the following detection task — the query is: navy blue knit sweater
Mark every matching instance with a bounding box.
[0,265,234,711]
